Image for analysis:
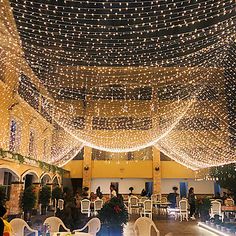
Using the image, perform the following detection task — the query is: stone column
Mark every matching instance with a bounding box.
[152,147,161,194]
[8,182,24,215]
[33,182,41,209]
[82,146,92,192]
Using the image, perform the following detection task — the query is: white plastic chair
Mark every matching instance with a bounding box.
[225,198,234,206]
[58,198,64,210]
[160,197,168,215]
[81,199,91,217]
[178,199,188,221]
[224,198,235,218]
[210,200,224,222]
[161,197,168,203]
[151,194,158,203]
[74,218,101,236]
[128,196,139,214]
[176,196,181,207]
[133,217,160,236]
[10,218,38,236]
[210,198,223,204]
[94,199,103,215]
[151,194,160,214]
[44,216,70,233]
[140,200,153,219]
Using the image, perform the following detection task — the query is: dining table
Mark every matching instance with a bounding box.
[51,232,92,236]
[152,201,172,215]
[221,205,236,212]
[221,205,236,219]
[153,201,172,209]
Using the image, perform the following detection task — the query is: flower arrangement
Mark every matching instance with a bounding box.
[98,197,128,226]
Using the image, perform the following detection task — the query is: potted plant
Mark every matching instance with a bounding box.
[196,197,212,222]
[0,185,6,206]
[21,185,36,221]
[39,185,51,215]
[52,186,62,209]
[98,197,128,236]
[52,186,62,201]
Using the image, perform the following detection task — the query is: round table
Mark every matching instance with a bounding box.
[222,206,236,212]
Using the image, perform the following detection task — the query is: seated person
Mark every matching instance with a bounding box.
[75,191,82,208]
[81,187,90,199]
[214,192,221,199]
[167,187,179,208]
[0,205,12,236]
[0,216,3,236]
[90,192,97,202]
[96,186,103,199]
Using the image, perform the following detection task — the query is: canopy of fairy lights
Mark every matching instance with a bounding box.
[0,0,236,169]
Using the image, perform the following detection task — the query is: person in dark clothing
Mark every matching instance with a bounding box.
[222,192,228,201]
[82,187,89,199]
[0,218,4,236]
[188,187,196,220]
[110,185,117,198]
[214,192,221,199]
[0,205,11,236]
[167,187,179,208]
[117,194,124,202]
[0,205,7,236]
[141,189,147,197]
[96,186,103,199]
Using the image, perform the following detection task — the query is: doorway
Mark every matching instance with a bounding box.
[71,178,83,194]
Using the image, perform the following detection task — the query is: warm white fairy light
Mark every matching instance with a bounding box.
[0,0,235,168]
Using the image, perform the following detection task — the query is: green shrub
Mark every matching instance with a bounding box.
[39,185,51,207]
[196,197,211,212]
[52,186,62,200]
[22,186,36,212]
[210,163,236,198]
[98,197,128,226]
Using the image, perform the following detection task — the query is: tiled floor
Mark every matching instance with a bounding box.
[123,214,217,236]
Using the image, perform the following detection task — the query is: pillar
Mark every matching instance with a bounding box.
[152,147,161,194]
[82,146,92,192]
[8,182,24,215]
